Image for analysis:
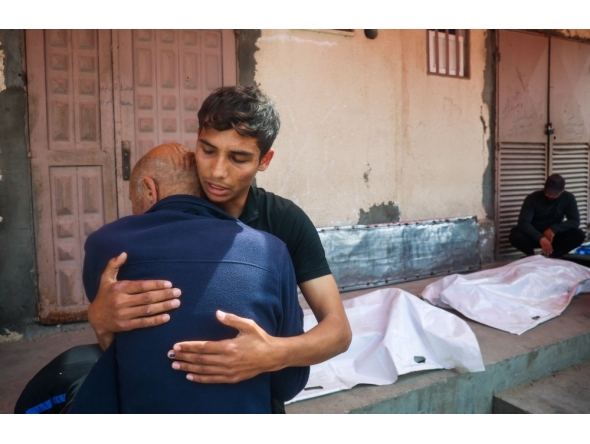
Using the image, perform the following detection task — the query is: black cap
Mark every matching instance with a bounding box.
[543,174,565,197]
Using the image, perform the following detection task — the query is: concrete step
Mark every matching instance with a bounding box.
[493,358,590,414]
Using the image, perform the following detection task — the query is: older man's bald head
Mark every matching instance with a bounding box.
[129,143,202,214]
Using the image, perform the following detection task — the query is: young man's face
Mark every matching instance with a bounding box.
[195,127,274,217]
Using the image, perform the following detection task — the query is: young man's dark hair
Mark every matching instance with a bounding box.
[197,85,280,158]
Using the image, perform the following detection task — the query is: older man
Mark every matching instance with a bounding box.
[509,173,586,258]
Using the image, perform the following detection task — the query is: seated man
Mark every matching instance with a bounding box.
[509,173,585,258]
[68,143,308,413]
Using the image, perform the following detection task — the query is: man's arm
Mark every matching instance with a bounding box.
[551,193,580,234]
[168,274,352,383]
[88,253,182,350]
[517,195,544,242]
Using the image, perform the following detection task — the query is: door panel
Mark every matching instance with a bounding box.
[27,30,117,324]
[549,38,590,144]
[551,144,589,227]
[497,31,549,257]
[498,31,549,143]
[114,29,236,217]
[549,37,590,234]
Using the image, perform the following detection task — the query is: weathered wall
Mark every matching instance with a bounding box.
[536,29,590,42]
[0,30,38,341]
[251,30,492,230]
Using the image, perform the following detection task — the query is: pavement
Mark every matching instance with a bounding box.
[0,329,96,414]
[2,260,590,414]
[493,358,590,413]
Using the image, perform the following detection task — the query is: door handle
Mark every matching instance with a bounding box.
[546,123,554,136]
[122,141,131,181]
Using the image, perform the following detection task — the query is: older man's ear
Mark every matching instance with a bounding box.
[132,176,159,215]
[142,176,159,205]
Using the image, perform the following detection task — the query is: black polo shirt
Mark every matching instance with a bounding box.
[239,186,331,284]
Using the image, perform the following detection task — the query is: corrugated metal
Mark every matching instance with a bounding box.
[497,143,547,257]
[551,144,590,233]
[318,217,480,292]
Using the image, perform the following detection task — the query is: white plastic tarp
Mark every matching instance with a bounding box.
[421,255,590,335]
[288,288,484,404]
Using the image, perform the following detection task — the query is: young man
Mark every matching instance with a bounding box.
[509,173,586,258]
[85,86,351,410]
[68,143,308,413]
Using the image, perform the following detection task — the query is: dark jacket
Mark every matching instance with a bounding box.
[517,190,580,242]
[69,195,309,413]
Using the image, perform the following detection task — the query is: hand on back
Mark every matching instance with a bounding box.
[88,252,182,349]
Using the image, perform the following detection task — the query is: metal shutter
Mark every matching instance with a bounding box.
[497,142,547,257]
[551,144,590,234]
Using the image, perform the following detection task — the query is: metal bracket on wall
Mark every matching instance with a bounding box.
[122,141,131,181]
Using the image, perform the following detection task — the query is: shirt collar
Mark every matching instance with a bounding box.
[147,195,237,221]
[238,186,259,224]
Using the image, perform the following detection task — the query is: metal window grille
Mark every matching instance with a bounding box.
[427,30,470,78]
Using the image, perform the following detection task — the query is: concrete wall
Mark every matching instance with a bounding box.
[250,30,494,229]
[0,30,38,342]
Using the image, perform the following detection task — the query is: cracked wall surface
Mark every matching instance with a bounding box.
[0,30,38,333]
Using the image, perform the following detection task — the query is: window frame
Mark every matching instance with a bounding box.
[426,29,471,79]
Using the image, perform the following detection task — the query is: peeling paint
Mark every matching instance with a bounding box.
[258,34,337,47]
[237,30,261,87]
[478,219,496,264]
[0,49,5,93]
[480,107,487,134]
[0,328,23,343]
[481,30,496,220]
[358,201,401,225]
[363,164,371,183]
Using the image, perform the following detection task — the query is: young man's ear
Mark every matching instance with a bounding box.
[258,149,274,172]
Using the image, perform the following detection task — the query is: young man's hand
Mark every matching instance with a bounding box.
[168,310,283,383]
[167,274,351,384]
[88,253,182,349]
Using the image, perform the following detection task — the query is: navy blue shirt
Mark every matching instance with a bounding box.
[69,195,309,413]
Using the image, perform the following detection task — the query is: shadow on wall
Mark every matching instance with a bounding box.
[0,30,38,338]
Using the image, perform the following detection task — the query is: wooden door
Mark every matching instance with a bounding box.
[113,30,236,217]
[27,30,236,324]
[26,30,117,323]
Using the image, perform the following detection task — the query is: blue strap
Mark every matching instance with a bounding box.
[25,393,67,414]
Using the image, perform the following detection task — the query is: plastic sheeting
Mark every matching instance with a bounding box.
[421,255,590,335]
[288,288,484,404]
